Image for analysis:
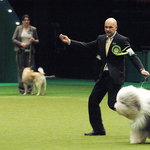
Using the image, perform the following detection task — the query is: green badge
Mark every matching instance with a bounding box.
[112,45,130,56]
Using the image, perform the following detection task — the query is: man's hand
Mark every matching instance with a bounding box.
[59,34,70,45]
[141,69,150,79]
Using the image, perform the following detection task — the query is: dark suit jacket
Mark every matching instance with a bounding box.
[70,32,143,85]
[12,25,39,53]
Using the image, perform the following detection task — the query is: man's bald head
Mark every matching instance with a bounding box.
[104,18,118,37]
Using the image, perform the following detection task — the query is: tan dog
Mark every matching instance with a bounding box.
[22,67,46,95]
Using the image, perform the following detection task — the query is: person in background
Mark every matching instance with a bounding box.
[59,18,149,136]
[12,14,39,94]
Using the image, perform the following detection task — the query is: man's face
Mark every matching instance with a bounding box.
[104,20,117,37]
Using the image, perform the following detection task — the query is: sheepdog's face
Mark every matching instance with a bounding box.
[114,86,141,120]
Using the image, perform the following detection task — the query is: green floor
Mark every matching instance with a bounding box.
[0,78,150,150]
[1,77,149,88]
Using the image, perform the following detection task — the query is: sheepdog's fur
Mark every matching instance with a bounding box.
[114,85,150,144]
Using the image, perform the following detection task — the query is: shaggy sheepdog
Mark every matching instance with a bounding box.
[114,85,150,144]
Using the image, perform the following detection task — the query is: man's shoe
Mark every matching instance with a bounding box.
[84,130,106,136]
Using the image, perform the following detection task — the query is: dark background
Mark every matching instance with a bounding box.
[8,0,150,79]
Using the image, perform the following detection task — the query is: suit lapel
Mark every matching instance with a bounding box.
[101,36,107,59]
[107,33,119,56]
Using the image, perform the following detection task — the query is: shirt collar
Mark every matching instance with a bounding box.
[106,31,117,39]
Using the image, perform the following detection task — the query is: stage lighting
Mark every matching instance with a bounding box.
[15,22,20,25]
[8,9,12,13]
[1,0,20,25]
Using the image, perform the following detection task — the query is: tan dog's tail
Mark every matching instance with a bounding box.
[38,67,45,75]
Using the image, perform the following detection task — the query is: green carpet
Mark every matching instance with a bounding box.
[0,77,150,88]
[0,78,150,150]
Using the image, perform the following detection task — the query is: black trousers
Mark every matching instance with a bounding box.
[17,50,34,93]
[88,71,122,132]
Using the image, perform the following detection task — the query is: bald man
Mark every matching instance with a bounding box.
[59,18,149,136]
